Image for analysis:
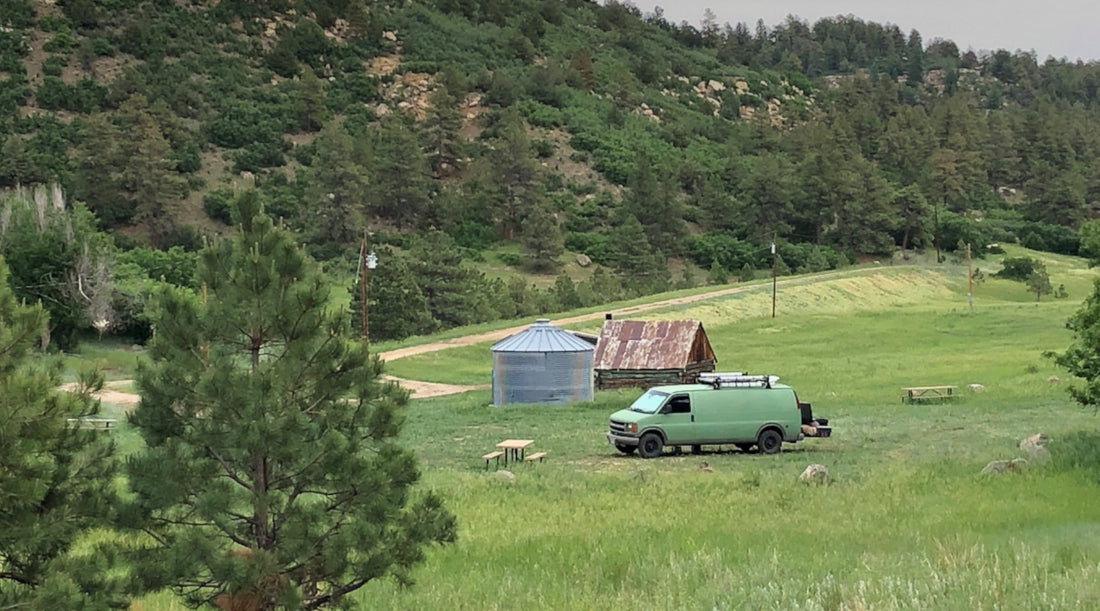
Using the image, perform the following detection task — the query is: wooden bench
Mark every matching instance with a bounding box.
[67,417,118,430]
[525,452,547,463]
[482,450,504,470]
[902,386,957,403]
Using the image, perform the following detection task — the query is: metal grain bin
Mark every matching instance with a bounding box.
[491,319,594,405]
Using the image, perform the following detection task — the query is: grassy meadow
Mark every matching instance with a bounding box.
[78,247,1100,610]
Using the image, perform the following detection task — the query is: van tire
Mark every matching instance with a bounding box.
[614,442,637,455]
[757,429,783,454]
[638,433,664,459]
[691,445,702,454]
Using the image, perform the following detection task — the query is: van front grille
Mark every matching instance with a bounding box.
[608,419,634,436]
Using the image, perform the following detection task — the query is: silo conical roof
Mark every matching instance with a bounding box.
[491,319,594,353]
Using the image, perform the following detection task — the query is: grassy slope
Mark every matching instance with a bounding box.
[117,247,1100,609]
[362,248,1100,610]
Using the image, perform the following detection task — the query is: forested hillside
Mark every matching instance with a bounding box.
[1,0,1099,346]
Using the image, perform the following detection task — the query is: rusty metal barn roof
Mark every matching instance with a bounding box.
[593,319,716,370]
[491,319,595,353]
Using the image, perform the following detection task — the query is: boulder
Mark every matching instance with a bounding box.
[798,463,829,485]
[494,470,515,482]
[968,383,985,392]
[981,458,1028,475]
[575,253,592,267]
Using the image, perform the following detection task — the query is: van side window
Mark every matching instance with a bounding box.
[666,394,691,414]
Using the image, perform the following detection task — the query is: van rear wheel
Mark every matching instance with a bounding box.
[614,442,637,455]
[757,429,783,455]
[638,433,664,459]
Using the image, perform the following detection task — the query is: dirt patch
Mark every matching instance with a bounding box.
[59,380,140,408]
[382,375,488,399]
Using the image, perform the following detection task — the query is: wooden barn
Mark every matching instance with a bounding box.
[593,319,717,390]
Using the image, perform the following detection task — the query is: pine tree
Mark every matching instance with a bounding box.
[367,117,432,228]
[307,119,368,245]
[125,191,455,609]
[349,248,437,342]
[0,256,121,608]
[520,200,564,273]
[421,86,466,179]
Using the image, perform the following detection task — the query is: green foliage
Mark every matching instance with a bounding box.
[1049,278,1100,409]
[125,190,456,607]
[1026,262,1053,301]
[1079,220,1100,267]
[0,256,122,607]
[0,192,107,349]
[996,256,1038,281]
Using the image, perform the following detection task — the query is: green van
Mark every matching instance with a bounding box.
[606,374,830,458]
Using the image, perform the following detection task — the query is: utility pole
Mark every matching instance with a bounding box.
[967,242,973,311]
[359,231,368,340]
[771,241,777,318]
[934,202,942,264]
[358,231,377,341]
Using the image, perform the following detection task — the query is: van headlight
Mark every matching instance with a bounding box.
[628,423,638,434]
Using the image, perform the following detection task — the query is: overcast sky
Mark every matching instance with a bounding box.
[647,1,1099,62]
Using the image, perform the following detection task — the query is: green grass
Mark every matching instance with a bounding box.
[74,249,1100,609]
[60,338,144,382]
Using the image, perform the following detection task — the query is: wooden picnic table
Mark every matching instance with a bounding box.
[496,439,534,464]
[902,386,956,403]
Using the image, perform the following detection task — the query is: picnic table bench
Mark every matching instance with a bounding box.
[902,386,956,403]
[67,417,118,430]
[482,440,546,469]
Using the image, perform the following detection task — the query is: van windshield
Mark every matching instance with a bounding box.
[628,390,669,414]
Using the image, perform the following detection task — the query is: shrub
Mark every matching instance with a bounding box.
[203,188,235,224]
[995,256,1036,281]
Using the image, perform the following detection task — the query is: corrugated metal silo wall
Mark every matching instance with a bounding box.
[492,351,593,405]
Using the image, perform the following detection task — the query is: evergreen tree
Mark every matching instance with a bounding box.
[893,184,932,251]
[421,86,466,179]
[1027,263,1053,301]
[349,248,437,342]
[472,111,544,239]
[707,260,728,285]
[366,117,432,228]
[115,95,186,245]
[306,119,369,246]
[406,230,496,329]
[294,65,327,132]
[0,257,121,608]
[520,200,564,273]
[71,114,131,226]
[551,272,581,310]
[125,191,455,609]
[739,262,755,282]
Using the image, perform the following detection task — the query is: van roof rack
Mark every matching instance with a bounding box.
[697,372,778,389]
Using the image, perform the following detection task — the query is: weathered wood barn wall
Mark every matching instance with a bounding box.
[593,319,717,390]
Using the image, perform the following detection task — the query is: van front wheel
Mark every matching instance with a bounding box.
[638,433,664,459]
[757,429,783,455]
[614,442,637,455]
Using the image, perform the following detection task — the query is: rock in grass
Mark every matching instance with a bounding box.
[494,470,515,482]
[799,463,829,485]
[981,458,1028,475]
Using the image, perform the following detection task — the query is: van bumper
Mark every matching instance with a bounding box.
[607,432,639,447]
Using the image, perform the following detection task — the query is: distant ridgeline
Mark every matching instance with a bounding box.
[0,0,1097,343]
